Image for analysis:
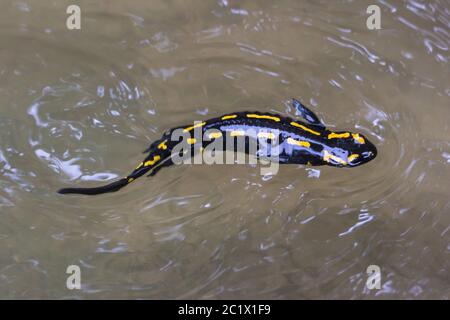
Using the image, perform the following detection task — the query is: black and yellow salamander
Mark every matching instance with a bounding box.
[58,98,377,195]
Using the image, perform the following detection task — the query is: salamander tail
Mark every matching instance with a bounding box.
[57,178,130,195]
[58,149,167,196]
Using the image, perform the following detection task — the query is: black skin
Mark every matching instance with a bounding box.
[58,99,377,195]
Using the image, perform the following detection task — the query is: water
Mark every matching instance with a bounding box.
[0,0,449,299]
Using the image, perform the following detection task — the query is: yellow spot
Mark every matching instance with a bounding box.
[128,177,134,183]
[290,122,321,136]
[157,140,168,150]
[257,132,276,139]
[328,132,350,139]
[352,133,365,144]
[183,122,206,132]
[144,155,161,167]
[287,137,310,148]
[135,162,143,170]
[246,114,280,122]
[221,115,237,120]
[230,130,245,137]
[323,150,347,165]
[307,161,312,166]
[348,154,359,162]
[187,138,197,144]
[208,132,223,139]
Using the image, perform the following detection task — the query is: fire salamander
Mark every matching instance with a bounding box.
[58,98,377,195]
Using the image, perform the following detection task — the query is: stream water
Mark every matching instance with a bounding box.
[0,0,449,299]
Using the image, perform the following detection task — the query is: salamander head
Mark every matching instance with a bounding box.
[289,98,377,167]
[321,131,377,167]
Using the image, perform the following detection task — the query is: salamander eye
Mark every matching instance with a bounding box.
[352,133,365,144]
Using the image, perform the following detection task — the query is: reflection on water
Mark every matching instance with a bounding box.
[0,0,449,299]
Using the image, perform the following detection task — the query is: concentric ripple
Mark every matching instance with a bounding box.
[0,0,448,299]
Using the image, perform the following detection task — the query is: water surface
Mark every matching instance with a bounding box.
[0,0,449,299]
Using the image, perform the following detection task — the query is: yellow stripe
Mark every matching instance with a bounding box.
[323,150,347,165]
[246,114,280,122]
[208,132,222,139]
[221,115,237,120]
[144,155,161,167]
[257,132,276,139]
[183,122,206,132]
[187,138,197,144]
[290,122,321,136]
[352,133,365,144]
[135,162,143,170]
[230,130,245,137]
[348,154,359,162]
[157,140,168,150]
[287,137,310,148]
[328,132,350,139]
[128,177,134,183]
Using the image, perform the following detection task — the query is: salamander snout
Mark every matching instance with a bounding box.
[347,138,377,167]
[323,132,377,167]
[345,133,377,167]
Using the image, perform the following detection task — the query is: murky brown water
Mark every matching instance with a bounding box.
[0,0,449,299]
